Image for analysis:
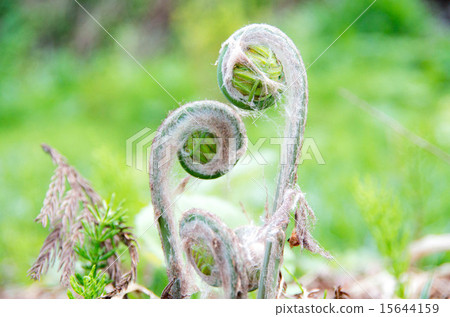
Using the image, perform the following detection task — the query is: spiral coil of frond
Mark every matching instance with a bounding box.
[150,24,321,299]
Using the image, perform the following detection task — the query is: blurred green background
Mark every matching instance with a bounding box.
[0,0,449,297]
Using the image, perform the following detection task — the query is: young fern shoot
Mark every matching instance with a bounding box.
[150,24,327,299]
[149,101,247,298]
[218,24,321,298]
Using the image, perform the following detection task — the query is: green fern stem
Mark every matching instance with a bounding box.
[149,100,247,298]
[217,24,308,298]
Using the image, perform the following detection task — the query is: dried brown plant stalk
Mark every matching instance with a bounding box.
[103,231,139,298]
[29,144,138,295]
[288,191,331,259]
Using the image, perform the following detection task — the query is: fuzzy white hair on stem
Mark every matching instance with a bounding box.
[150,24,327,299]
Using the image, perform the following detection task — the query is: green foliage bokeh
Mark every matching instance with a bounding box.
[0,0,449,295]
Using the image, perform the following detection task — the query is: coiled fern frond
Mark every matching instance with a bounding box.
[150,24,326,299]
[217,23,310,298]
[149,100,247,298]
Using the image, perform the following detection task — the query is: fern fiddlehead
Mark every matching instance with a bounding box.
[149,100,247,298]
[179,209,249,298]
[217,24,309,298]
[150,24,311,299]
